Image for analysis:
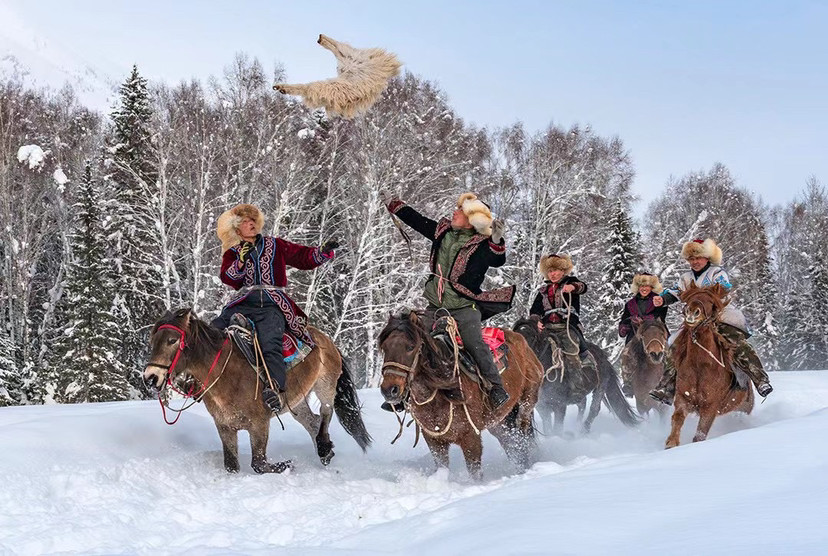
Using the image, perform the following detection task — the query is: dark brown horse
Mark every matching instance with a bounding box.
[143,308,371,473]
[621,319,669,416]
[665,283,754,448]
[378,311,543,480]
[513,318,640,435]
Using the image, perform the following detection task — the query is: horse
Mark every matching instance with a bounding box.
[378,311,543,480]
[513,318,639,435]
[143,308,372,473]
[665,283,754,449]
[621,319,669,416]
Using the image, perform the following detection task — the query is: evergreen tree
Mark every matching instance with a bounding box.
[105,65,163,395]
[51,163,131,402]
[0,326,18,406]
[596,200,641,359]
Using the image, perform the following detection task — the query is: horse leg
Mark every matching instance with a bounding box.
[249,419,291,474]
[576,398,586,423]
[290,400,332,466]
[536,398,554,435]
[316,400,336,465]
[552,403,567,435]
[423,436,450,473]
[665,404,688,449]
[215,423,240,473]
[459,434,484,481]
[692,409,717,443]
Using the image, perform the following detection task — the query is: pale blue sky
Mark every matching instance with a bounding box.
[6,0,827,211]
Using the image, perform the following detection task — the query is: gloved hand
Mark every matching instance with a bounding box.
[379,190,394,206]
[238,241,254,263]
[320,239,340,255]
[491,219,505,243]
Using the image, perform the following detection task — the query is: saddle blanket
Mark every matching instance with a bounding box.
[455,327,507,365]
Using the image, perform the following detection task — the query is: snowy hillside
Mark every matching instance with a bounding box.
[0,0,117,110]
[1,371,827,555]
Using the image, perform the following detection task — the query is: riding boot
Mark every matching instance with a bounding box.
[718,324,773,397]
[453,307,510,410]
[649,356,676,405]
[569,351,595,400]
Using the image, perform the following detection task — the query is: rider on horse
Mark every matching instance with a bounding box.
[530,253,595,398]
[379,190,515,410]
[618,272,669,395]
[649,238,773,404]
[211,203,338,413]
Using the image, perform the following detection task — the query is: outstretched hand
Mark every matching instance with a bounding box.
[321,239,340,255]
[379,190,394,206]
[491,219,505,243]
[653,295,664,307]
[562,284,575,294]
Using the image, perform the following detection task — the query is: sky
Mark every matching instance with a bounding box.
[2,0,827,212]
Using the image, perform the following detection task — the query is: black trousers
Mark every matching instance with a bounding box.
[212,293,287,390]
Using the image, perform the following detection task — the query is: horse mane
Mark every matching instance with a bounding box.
[379,312,456,390]
[155,308,226,364]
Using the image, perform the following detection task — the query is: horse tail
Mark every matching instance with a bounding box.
[589,343,641,427]
[334,351,373,451]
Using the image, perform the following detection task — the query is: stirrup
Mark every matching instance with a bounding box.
[262,387,282,413]
[756,381,773,398]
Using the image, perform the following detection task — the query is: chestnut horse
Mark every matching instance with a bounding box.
[143,308,371,473]
[513,318,640,435]
[378,311,543,480]
[665,283,754,448]
[621,319,669,416]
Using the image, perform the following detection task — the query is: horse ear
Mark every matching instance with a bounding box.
[408,311,419,325]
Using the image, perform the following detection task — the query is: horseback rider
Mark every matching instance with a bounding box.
[379,190,515,410]
[211,203,338,413]
[529,253,595,397]
[648,238,773,404]
[618,272,669,395]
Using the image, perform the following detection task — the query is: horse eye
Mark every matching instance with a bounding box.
[167,338,177,345]
[406,343,415,352]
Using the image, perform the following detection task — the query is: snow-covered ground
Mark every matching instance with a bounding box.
[1,371,827,555]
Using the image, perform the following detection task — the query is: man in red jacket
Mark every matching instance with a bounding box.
[212,203,337,413]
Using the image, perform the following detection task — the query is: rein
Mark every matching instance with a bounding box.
[684,309,727,369]
[151,324,233,425]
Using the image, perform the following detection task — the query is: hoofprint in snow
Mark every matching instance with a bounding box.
[1,371,827,555]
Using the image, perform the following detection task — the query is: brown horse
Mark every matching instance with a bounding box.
[378,311,543,480]
[665,283,754,449]
[621,319,669,416]
[513,318,640,435]
[143,308,372,473]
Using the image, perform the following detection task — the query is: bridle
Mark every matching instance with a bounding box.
[147,323,232,424]
[380,341,423,404]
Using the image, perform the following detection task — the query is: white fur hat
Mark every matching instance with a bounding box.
[539,253,574,277]
[630,273,663,295]
[456,192,493,237]
[216,204,265,251]
[681,238,722,265]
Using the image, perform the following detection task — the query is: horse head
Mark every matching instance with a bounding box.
[143,308,195,389]
[378,311,454,404]
[680,282,728,328]
[635,319,668,364]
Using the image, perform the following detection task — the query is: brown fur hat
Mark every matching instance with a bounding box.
[539,253,574,277]
[217,203,265,251]
[681,238,722,265]
[630,273,663,295]
[456,192,493,236]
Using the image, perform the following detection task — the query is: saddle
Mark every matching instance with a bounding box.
[226,313,312,383]
[430,316,508,385]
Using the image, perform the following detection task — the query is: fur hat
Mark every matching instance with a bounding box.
[681,238,722,265]
[217,203,265,250]
[456,192,493,236]
[539,253,574,277]
[630,273,663,295]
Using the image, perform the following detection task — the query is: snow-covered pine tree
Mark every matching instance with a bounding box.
[0,326,18,406]
[105,65,163,394]
[49,163,131,402]
[596,199,641,360]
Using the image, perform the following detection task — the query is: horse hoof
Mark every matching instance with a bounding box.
[320,450,335,466]
[253,460,292,474]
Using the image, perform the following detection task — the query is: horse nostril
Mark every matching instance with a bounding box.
[390,385,399,397]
